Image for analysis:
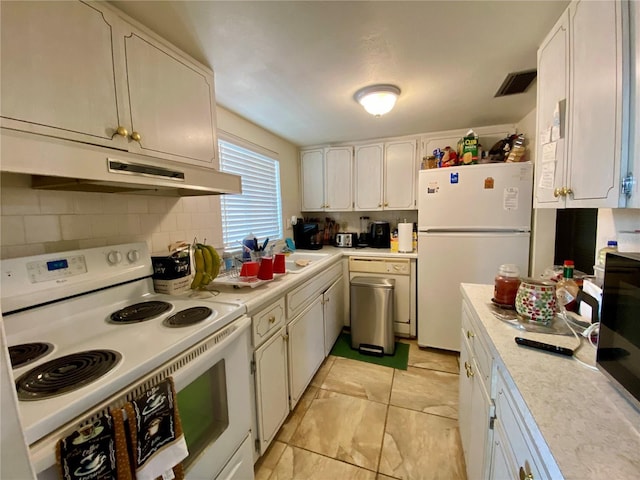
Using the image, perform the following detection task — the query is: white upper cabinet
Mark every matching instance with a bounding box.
[354,140,417,211]
[300,147,352,211]
[1,1,218,168]
[534,10,569,207]
[324,147,353,211]
[354,144,384,210]
[121,27,218,165]
[535,0,628,208]
[1,2,126,149]
[384,140,417,209]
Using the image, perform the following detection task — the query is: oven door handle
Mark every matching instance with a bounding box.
[171,315,251,392]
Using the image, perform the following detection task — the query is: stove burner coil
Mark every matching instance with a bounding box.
[163,306,213,327]
[110,301,172,323]
[9,342,54,369]
[15,350,121,400]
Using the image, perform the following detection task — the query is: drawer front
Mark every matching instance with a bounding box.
[252,298,285,347]
[495,367,550,480]
[461,301,492,387]
[287,262,342,319]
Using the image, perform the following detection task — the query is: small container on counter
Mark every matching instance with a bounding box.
[493,264,521,307]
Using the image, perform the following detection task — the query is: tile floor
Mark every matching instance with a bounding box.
[254,339,467,480]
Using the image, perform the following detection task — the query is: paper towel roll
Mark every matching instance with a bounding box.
[398,223,413,253]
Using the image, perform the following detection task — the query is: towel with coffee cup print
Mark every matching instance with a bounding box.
[56,408,132,480]
[124,377,188,480]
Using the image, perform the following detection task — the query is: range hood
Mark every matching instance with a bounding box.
[1,129,242,196]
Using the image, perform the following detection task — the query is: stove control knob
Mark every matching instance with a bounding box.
[107,250,123,265]
[127,249,140,263]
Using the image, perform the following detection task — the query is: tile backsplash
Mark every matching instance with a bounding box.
[1,173,223,259]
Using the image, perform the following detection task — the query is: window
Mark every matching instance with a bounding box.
[218,138,283,250]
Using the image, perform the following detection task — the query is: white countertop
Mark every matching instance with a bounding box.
[189,247,416,314]
[461,283,640,479]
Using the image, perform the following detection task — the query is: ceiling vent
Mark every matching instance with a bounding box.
[494,69,537,97]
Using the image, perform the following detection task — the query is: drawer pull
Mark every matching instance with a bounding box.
[268,315,276,324]
[282,333,289,342]
[464,361,474,378]
[130,131,142,142]
[466,330,475,339]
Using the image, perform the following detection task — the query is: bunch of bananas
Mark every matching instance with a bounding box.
[191,243,221,290]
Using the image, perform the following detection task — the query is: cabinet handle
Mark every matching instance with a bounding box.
[553,187,563,198]
[130,131,142,142]
[465,362,474,378]
[268,315,276,324]
[519,466,534,480]
[466,330,474,339]
[282,333,289,341]
[115,126,129,137]
[378,203,382,207]
[384,202,388,207]
[562,186,573,197]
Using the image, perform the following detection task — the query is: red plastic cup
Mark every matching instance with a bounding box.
[273,253,286,274]
[240,261,259,279]
[257,256,273,280]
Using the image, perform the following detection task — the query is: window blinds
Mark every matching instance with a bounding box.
[219,139,283,250]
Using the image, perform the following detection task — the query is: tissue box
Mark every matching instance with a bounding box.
[153,276,191,295]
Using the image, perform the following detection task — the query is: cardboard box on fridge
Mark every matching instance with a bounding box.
[457,130,479,165]
[153,276,191,295]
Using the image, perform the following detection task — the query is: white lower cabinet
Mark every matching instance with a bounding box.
[323,277,345,356]
[253,326,289,455]
[459,302,493,480]
[287,296,325,408]
[460,297,560,480]
[251,298,289,457]
[490,366,551,480]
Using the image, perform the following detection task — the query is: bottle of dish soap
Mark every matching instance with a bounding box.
[597,240,618,267]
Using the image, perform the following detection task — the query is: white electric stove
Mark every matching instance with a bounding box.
[1,243,251,478]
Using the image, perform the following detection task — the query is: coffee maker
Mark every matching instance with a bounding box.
[293,222,323,250]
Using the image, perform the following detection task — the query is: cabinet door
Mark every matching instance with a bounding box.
[324,147,353,211]
[567,0,626,207]
[287,296,325,408]
[459,336,491,480]
[0,1,128,149]
[323,277,345,356]
[122,26,218,167]
[354,144,384,210]
[489,422,518,480]
[535,11,569,208]
[300,149,325,211]
[384,140,417,209]
[254,327,289,455]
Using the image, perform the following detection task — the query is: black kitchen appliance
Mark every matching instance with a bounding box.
[293,222,323,250]
[369,221,391,248]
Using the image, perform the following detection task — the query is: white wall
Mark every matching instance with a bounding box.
[596,209,640,255]
[0,107,300,259]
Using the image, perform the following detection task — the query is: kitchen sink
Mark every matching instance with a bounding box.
[285,251,330,273]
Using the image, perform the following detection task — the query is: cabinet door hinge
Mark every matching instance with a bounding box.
[250,359,256,375]
[622,173,635,198]
[255,438,261,453]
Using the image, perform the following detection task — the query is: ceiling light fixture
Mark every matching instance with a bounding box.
[354,84,401,117]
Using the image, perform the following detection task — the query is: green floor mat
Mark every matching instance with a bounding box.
[329,332,409,370]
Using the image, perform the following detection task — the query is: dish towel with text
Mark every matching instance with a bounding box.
[124,377,188,480]
[56,408,132,480]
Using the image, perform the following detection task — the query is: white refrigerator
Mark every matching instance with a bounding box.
[417,162,533,351]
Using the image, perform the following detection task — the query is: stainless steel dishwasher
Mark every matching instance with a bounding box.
[350,277,395,355]
[348,256,415,337]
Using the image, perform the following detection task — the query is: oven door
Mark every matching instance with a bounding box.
[172,316,252,480]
